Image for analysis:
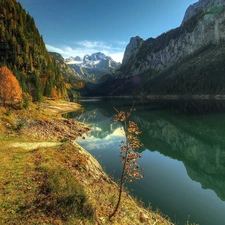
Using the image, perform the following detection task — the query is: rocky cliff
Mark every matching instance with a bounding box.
[122,36,144,65]
[182,0,224,24]
[120,1,225,77]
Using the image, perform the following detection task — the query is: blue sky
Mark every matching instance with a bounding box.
[17,0,197,62]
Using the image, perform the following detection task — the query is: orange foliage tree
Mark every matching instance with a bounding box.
[0,66,23,105]
[51,86,59,100]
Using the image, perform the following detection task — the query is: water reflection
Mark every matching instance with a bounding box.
[134,109,225,202]
[66,98,225,225]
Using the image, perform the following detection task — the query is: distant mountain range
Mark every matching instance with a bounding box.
[65,52,121,84]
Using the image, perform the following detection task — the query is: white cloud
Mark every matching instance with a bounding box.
[109,52,124,63]
[115,40,127,45]
[46,40,126,63]
[77,40,112,49]
[46,44,66,55]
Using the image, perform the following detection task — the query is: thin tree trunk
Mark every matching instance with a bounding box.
[109,160,126,219]
[109,125,128,219]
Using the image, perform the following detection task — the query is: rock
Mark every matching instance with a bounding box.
[182,0,225,25]
[21,118,90,142]
[122,36,144,65]
[121,1,225,76]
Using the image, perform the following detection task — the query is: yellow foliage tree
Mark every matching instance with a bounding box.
[0,66,23,105]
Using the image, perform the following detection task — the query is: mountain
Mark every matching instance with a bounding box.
[65,52,121,83]
[122,36,144,65]
[0,0,68,102]
[121,0,225,77]
[88,0,225,97]
[49,52,85,99]
[182,0,224,24]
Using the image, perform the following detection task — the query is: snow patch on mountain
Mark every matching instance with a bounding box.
[65,52,121,83]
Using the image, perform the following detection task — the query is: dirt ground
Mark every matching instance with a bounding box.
[40,100,82,115]
[21,118,90,141]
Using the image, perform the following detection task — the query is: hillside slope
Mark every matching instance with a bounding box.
[49,52,85,99]
[0,0,67,101]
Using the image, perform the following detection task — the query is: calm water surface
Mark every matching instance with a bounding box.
[65,98,225,225]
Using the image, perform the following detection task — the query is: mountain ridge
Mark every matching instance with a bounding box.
[182,0,224,24]
[65,52,121,84]
[85,0,225,97]
[121,2,225,77]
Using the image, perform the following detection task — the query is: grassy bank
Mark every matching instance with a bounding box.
[0,100,174,224]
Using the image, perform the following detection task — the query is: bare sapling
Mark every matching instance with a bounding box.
[109,105,143,219]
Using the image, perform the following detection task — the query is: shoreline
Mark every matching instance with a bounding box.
[79,94,225,100]
[40,99,83,115]
[0,99,174,224]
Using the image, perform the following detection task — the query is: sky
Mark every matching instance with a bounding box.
[17,0,198,62]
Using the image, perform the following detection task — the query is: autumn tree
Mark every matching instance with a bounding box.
[0,66,23,105]
[109,105,143,219]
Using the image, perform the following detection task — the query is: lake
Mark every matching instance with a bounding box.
[65,98,225,225]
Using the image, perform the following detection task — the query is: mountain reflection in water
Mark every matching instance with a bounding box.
[65,98,225,225]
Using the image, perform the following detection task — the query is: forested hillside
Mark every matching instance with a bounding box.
[49,52,85,100]
[0,0,68,102]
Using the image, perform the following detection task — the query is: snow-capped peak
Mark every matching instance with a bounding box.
[64,52,121,83]
[65,52,115,67]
